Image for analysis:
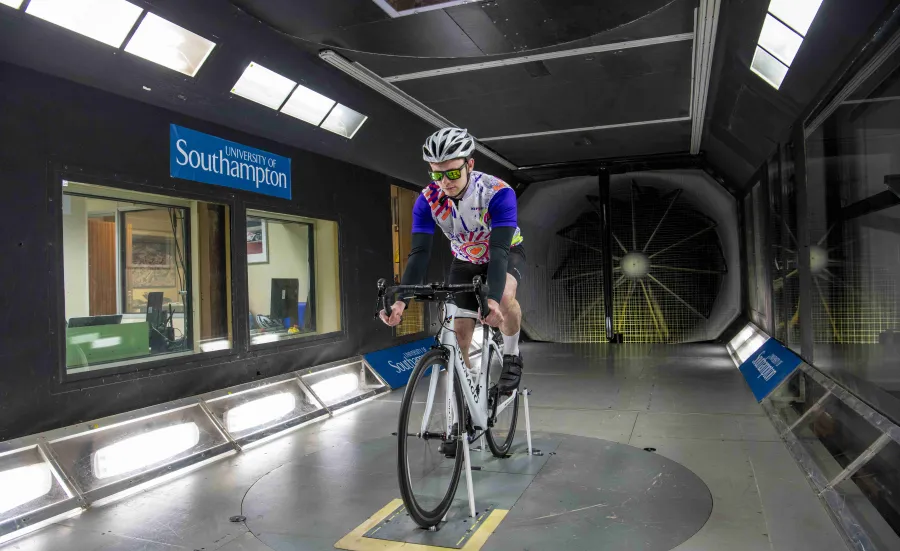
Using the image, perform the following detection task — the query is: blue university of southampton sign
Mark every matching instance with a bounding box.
[170,125,291,199]
[738,338,803,402]
[364,338,434,389]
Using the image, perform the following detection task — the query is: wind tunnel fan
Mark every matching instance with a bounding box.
[771,211,898,346]
[550,181,727,343]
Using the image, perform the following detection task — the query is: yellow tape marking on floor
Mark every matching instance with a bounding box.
[334,499,509,551]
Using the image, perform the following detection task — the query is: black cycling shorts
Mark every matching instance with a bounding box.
[447,245,525,313]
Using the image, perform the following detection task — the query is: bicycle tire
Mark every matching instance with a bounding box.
[397,349,465,528]
[485,346,520,457]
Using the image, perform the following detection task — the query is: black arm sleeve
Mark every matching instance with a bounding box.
[398,232,434,304]
[486,226,516,303]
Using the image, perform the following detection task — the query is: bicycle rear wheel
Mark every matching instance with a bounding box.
[397,349,465,528]
[485,346,519,457]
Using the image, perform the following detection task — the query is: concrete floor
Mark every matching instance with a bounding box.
[1,343,848,551]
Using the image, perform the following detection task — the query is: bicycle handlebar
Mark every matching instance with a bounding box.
[375,277,490,321]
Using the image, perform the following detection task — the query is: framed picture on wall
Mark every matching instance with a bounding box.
[247,217,268,264]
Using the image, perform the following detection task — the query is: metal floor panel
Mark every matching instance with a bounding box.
[1,343,848,551]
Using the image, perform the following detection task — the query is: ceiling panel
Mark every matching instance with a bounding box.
[231,0,389,38]
[444,0,676,54]
[289,0,676,57]
[489,119,691,166]
[328,0,695,77]
[396,40,692,137]
[303,9,485,58]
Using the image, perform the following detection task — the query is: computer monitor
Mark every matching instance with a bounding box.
[146,292,168,353]
[146,292,165,326]
[68,315,123,328]
[270,278,300,322]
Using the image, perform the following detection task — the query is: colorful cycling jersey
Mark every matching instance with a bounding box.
[412,171,524,264]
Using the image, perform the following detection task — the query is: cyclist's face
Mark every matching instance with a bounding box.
[429,158,474,197]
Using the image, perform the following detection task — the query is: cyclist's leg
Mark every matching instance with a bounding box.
[498,246,525,391]
[447,257,483,370]
[499,273,522,344]
[455,318,476,370]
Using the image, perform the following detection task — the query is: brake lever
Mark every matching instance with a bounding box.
[472,276,490,321]
[375,278,389,321]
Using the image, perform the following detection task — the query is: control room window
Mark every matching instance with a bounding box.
[62,182,232,373]
[246,211,341,346]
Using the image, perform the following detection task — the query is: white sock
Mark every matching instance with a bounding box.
[502,331,520,356]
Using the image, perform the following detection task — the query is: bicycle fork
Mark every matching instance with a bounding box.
[444,364,477,519]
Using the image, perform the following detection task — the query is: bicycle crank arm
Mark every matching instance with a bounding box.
[397,430,448,440]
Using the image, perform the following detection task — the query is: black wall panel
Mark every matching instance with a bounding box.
[0,62,437,441]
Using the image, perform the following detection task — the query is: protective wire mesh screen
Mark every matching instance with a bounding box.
[808,219,899,345]
[548,209,606,342]
[611,182,725,343]
[548,181,726,343]
[769,154,802,349]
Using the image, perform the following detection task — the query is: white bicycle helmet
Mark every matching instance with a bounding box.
[422,127,476,163]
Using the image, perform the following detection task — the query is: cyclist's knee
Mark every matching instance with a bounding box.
[454,318,475,339]
[500,276,518,310]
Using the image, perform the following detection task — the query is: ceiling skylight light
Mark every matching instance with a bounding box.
[768,0,824,36]
[231,62,297,110]
[758,14,803,66]
[751,0,824,90]
[320,104,368,139]
[0,1,25,9]
[280,84,336,126]
[124,13,215,77]
[751,47,789,91]
[26,0,143,48]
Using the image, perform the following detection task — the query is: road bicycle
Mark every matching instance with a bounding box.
[376,276,521,528]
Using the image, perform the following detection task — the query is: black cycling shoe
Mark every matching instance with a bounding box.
[497,354,524,393]
[439,423,459,458]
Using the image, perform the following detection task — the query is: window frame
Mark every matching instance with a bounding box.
[49,164,348,389]
[51,166,238,385]
[242,205,345,351]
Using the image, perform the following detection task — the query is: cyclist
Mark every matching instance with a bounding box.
[381,127,525,392]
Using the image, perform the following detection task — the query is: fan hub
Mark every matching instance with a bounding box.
[621,252,650,279]
[810,245,828,275]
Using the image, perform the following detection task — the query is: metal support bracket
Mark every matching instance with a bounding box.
[783,390,832,435]
[198,400,242,452]
[37,439,88,509]
[826,433,892,489]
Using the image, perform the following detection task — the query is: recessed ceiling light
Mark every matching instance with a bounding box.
[280,84,336,126]
[751,46,789,90]
[0,0,25,9]
[0,463,53,515]
[124,13,215,77]
[758,14,803,66]
[320,104,368,139]
[142,86,151,91]
[767,0,823,37]
[231,62,296,110]
[26,0,143,48]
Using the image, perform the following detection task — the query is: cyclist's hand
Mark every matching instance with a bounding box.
[380,301,406,327]
[481,299,504,327]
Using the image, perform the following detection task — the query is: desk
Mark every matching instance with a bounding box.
[66,322,150,368]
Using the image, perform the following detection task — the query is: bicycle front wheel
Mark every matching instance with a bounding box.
[485,347,519,457]
[397,349,465,528]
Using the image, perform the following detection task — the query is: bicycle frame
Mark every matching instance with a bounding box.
[420,300,517,441]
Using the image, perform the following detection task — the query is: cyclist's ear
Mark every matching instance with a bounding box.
[467,157,475,172]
